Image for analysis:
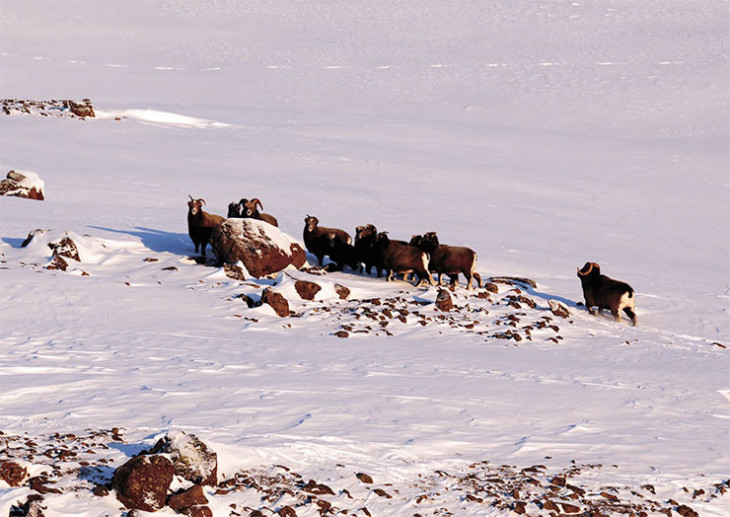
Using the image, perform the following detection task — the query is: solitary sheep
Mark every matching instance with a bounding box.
[577,262,636,325]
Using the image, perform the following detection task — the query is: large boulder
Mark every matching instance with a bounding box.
[210,218,306,277]
[0,170,45,200]
[112,454,174,511]
[148,430,218,487]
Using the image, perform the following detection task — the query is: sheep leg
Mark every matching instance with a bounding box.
[473,272,483,289]
[624,307,637,326]
[449,275,458,288]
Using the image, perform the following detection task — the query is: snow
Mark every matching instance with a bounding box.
[1,0,728,515]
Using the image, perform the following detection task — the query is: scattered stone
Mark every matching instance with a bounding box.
[549,300,571,318]
[112,454,174,511]
[334,330,349,338]
[148,430,218,486]
[224,264,246,281]
[294,279,322,300]
[334,283,350,300]
[49,236,80,262]
[356,473,373,484]
[168,484,209,512]
[0,460,28,486]
[483,283,499,293]
[261,288,290,318]
[302,479,335,495]
[181,506,213,517]
[0,170,45,200]
[435,289,453,312]
[676,505,699,517]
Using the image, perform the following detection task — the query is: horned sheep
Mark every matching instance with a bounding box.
[374,232,435,287]
[410,232,482,290]
[577,262,636,325]
[187,195,224,257]
[303,215,352,267]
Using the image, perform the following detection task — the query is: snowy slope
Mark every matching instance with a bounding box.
[1,1,728,516]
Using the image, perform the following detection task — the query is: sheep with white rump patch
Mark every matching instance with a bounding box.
[577,262,636,325]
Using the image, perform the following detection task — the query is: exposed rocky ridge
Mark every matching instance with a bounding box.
[0,171,45,201]
[2,99,95,118]
[0,429,725,516]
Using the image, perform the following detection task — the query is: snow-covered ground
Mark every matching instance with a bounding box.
[1,1,728,515]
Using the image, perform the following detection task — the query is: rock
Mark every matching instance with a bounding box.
[294,279,321,300]
[334,283,350,300]
[0,460,28,486]
[223,264,246,281]
[261,288,290,318]
[210,218,305,277]
[49,236,80,262]
[676,505,699,517]
[334,330,349,338]
[435,289,453,311]
[112,454,174,511]
[356,473,373,484]
[0,170,45,200]
[168,484,208,511]
[148,430,218,486]
[68,99,95,118]
[549,300,570,318]
[181,506,213,517]
[483,283,499,293]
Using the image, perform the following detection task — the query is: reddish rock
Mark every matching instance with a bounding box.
[261,288,290,318]
[0,460,28,486]
[210,219,305,277]
[483,283,499,293]
[168,484,208,511]
[356,472,373,484]
[294,279,322,300]
[278,507,297,517]
[224,264,246,281]
[68,99,95,118]
[334,284,350,300]
[549,299,571,318]
[49,236,80,262]
[435,289,453,311]
[148,430,218,487]
[561,502,582,514]
[334,330,349,338]
[0,170,45,200]
[181,506,213,517]
[112,454,174,511]
[289,243,307,269]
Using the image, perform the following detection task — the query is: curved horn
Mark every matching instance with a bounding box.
[577,263,593,276]
[198,198,206,206]
[252,198,263,210]
[189,194,194,201]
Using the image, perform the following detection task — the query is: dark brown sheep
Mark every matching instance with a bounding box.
[354,224,382,276]
[187,195,224,257]
[577,262,636,325]
[240,198,278,227]
[374,232,435,287]
[303,215,352,266]
[410,232,482,290]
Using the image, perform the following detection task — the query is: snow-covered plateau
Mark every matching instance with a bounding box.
[1,1,728,516]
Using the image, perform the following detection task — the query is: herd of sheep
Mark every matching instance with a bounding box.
[187,195,637,325]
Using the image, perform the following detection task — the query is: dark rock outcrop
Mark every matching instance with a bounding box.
[435,289,454,312]
[261,288,290,318]
[294,280,321,300]
[112,455,174,511]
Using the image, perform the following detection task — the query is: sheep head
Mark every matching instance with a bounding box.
[304,215,319,232]
[242,198,264,217]
[188,196,205,216]
[577,262,601,278]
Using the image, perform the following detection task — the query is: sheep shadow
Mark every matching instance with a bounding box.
[89,226,190,255]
